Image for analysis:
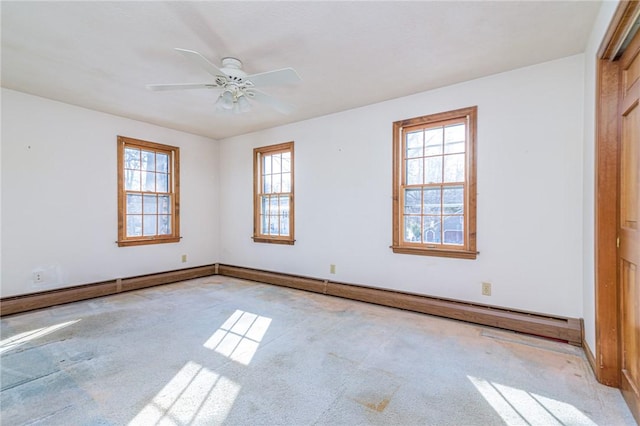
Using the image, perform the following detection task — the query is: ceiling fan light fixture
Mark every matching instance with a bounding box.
[217,90,234,110]
[236,93,251,113]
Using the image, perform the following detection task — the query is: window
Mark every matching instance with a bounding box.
[392,106,477,259]
[117,136,180,247]
[253,142,294,245]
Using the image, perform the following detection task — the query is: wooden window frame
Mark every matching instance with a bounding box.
[392,106,477,259]
[117,136,180,247]
[253,142,295,245]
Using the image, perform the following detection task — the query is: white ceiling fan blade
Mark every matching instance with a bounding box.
[249,89,295,115]
[246,68,301,87]
[146,83,219,91]
[174,48,226,77]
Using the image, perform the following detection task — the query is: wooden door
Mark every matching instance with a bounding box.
[619,26,640,423]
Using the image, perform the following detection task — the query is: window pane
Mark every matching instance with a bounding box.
[127,194,142,214]
[158,215,171,235]
[443,215,464,245]
[143,215,157,236]
[272,154,282,174]
[156,173,168,193]
[282,172,291,193]
[143,194,157,214]
[261,214,268,234]
[406,131,423,158]
[268,195,278,234]
[272,173,282,193]
[263,155,272,175]
[142,171,155,192]
[263,175,272,194]
[404,216,421,242]
[158,195,171,214]
[406,130,423,148]
[126,215,142,237]
[444,124,465,154]
[269,196,278,216]
[141,150,155,171]
[125,170,141,191]
[278,196,289,237]
[282,152,291,172]
[156,153,169,173]
[280,214,289,236]
[444,153,465,182]
[424,127,443,156]
[125,148,140,169]
[423,216,442,243]
[269,218,278,235]
[406,159,423,185]
[279,196,289,215]
[424,156,443,184]
[261,196,269,216]
[443,186,464,214]
[423,188,441,214]
[404,189,421,214]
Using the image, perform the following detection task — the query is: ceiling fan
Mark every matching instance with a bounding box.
[146,48,301,114]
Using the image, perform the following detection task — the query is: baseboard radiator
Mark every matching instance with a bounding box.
[0,263,582,346]
[0,265,217,316]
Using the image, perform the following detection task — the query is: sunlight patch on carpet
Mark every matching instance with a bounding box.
[468,375,596,425]
[129,361,240,425]
[204,309,272,365]
[0,319,80,354]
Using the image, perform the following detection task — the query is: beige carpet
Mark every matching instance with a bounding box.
[0,276,635,425]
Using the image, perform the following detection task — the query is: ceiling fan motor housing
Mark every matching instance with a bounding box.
[220,57,246,81]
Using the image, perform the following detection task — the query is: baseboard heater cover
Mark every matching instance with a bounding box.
[0,263,581,346]
[217,264,582,346]
[0,265,217,316]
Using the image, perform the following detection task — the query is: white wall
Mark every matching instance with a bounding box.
[582,1,619,351]
[1,88,220,297]
[219,54,586,318]
[1,52,590,320]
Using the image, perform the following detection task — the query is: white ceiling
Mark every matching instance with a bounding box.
[1,1,601,140]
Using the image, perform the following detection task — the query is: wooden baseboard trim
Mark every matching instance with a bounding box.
[0,265,217,316]
[218,264,582,345]
[583,335,599,379]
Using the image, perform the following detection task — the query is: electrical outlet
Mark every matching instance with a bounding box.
[482,282,492,296]
[330,264,336,274]
[181,254,187,263]
[33,271,44,283]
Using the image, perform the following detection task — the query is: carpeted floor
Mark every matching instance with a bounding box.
[0,276,635,425]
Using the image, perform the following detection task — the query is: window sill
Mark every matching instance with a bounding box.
[252,237,295,245]
[118,236,181,247]
[391,245,477,259]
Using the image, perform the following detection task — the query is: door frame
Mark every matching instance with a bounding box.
[595,0,640,388]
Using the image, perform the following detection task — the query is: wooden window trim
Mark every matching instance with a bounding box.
[117,136,180,247]
[253,142,295,245]
[391,106,477,259]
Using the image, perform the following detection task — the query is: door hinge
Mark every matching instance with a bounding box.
[617,236,620,248]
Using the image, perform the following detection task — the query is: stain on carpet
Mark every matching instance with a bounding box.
[359,397,391,412]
